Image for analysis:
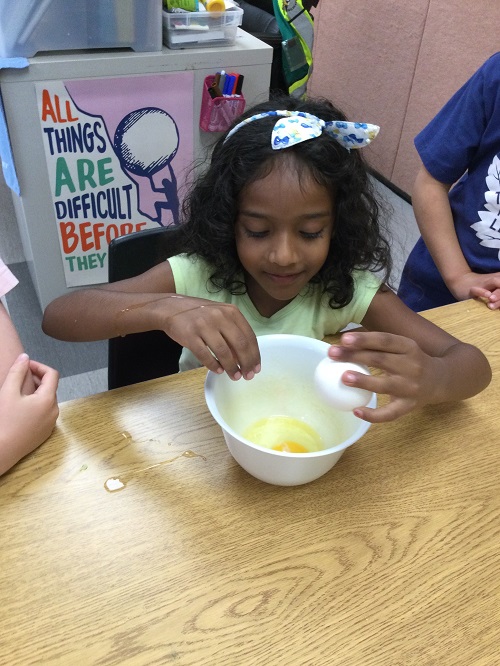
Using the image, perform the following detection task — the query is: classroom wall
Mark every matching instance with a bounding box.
[309,0,500,195]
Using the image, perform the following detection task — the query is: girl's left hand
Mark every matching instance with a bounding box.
[327,330,439,423]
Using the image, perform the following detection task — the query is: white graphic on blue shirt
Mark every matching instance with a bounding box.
[471,154,500,259]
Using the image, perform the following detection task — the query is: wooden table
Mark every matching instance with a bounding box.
[1,299,499,666]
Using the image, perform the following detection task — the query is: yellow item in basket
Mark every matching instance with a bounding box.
[203,0,225,10]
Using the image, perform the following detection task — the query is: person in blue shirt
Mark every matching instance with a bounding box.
[398,52,500,312]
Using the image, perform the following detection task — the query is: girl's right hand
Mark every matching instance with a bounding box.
[154,295,261,380]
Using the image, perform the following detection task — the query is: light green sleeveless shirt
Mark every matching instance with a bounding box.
[169,254,380,371]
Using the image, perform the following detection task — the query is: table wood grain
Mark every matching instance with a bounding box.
[1,299,499,666]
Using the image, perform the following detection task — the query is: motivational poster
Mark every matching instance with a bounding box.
[36,72,194,287]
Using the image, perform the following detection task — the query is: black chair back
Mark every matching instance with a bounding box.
[107,226,184,389]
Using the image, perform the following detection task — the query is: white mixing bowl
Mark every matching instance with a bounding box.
[204,334,376,486]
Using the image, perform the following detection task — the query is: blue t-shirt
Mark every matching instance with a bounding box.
[398,52,500,310]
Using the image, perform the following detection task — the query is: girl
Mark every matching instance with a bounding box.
[42,95,491,423]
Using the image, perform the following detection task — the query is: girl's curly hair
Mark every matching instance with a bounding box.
[177,94,392,308]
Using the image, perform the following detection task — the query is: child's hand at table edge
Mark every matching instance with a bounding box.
[445,269,500,309]
[446,270,500,305]
[469,283,500,310]
[0,354,59,475]
[327,330,491,423]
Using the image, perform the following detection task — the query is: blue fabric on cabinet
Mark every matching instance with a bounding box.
[0,57,29,195]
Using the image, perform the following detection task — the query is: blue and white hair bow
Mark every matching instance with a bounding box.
[224,110,380,151]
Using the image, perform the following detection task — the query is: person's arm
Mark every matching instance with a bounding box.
[412,165,467,288]
[42,260,261,380]
[0,302,35,393]
[0,302,23,382]
[414,165,500,308]
[0,354,59,475]
[327,287,491,423]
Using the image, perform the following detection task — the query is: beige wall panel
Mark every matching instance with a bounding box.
[392,0,500,193]
[309,0,429,181]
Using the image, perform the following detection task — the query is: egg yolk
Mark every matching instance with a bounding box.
[242,415,323,454]
[272,441,309,453]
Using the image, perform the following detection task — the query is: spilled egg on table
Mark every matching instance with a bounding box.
[242,415,324,454]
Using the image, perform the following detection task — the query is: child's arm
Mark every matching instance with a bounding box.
[328,287,492,423]
[0,354,59,475]
[0,302,36,394]
[42,260,261,381]
[413,165,500,308]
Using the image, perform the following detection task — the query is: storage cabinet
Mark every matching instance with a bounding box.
[0,34,272,309]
